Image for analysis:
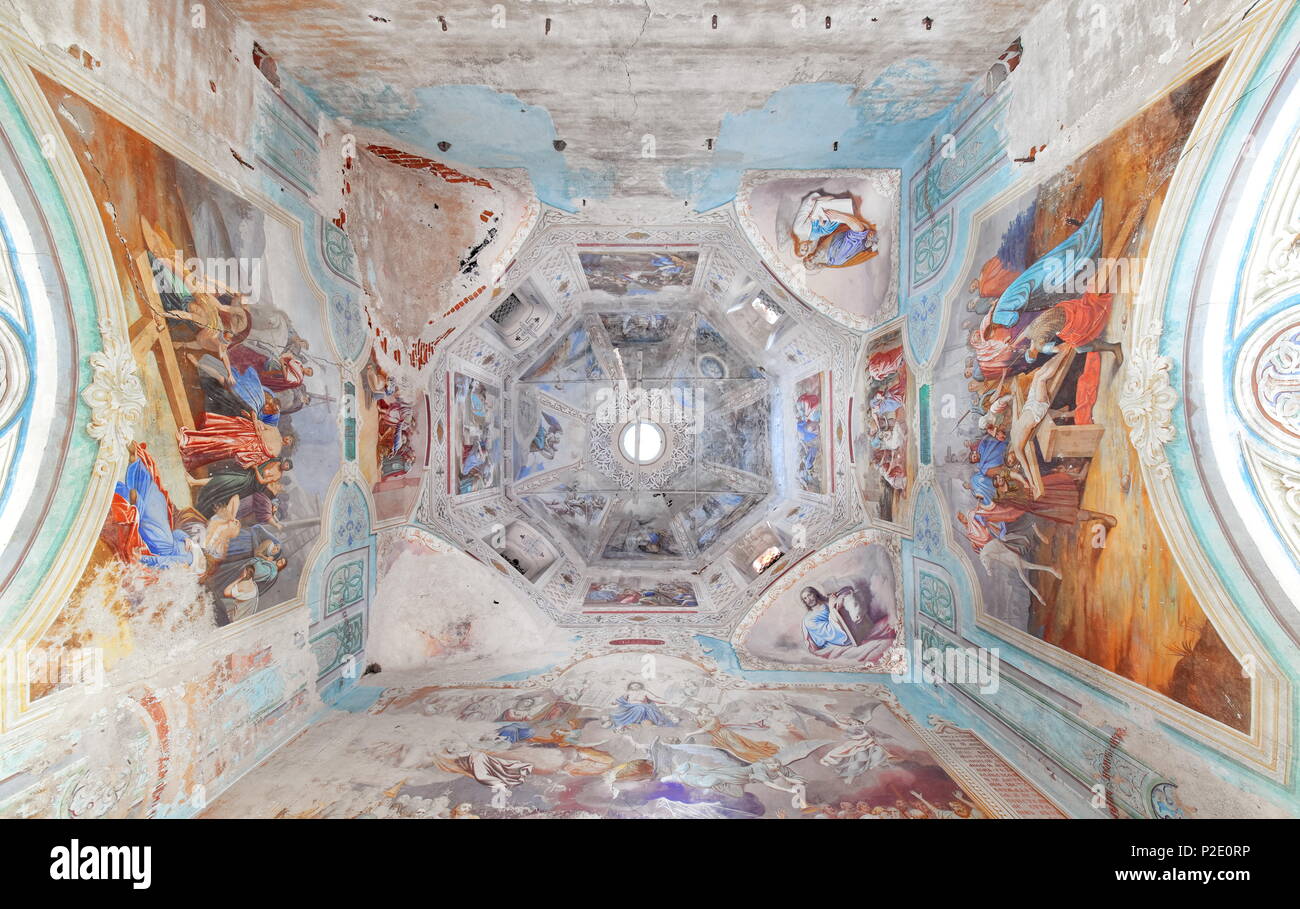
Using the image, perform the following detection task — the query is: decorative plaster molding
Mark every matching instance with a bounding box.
[1118,332,1177,479]
[80,322,146,476]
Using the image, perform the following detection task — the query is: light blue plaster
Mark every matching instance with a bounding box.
[669,80,952,211]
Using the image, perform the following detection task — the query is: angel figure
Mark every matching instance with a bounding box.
[792,702,895,783]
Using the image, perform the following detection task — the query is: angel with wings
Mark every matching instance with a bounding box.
[529,411,564,460]
[792,702,895,783]
[649,736,833,811]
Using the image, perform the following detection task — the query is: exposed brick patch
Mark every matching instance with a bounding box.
[365,144,493,189]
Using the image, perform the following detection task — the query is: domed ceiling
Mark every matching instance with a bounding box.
[417,210,868,632]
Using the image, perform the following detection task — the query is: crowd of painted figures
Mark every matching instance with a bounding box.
[952,198,1126,605]
[365,680,982,818]
[103,243,323,625]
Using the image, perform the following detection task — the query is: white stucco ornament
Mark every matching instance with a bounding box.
[1254,324,1300,439]
[1119,333,1177,479]
[82,321,146,476]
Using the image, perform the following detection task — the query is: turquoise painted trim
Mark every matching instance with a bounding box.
[321,681,385,713]
[1156,3,1300,678]
[888,9,1300,811]
[0,71,103,632]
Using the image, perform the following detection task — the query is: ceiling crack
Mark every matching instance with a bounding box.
[623,0,654,127]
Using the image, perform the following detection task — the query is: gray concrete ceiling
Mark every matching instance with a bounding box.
[222,0,1034,209]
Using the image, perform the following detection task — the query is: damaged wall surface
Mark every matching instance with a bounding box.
[0,0,1298,824]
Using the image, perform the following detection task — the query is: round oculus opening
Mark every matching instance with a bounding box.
[619,421,665,465]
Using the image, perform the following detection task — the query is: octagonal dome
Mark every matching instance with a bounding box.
[418,211,866,632]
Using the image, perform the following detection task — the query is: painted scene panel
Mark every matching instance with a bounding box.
[205,655,1004,818]
[34,71,341,639]
[520,323,604,382]
[738,540,900,670]
[932,61,1247,730]
[360,350,428,522]
[452,372,501,495]
[582,578,699,612]
[579,250,698,296]
[856,330,911,524]
[794,372,827,494]
[512,389,585,481]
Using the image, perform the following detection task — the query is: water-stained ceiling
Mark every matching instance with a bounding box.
[222,0,1035,210]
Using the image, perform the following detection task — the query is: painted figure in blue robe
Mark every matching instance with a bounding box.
[969,472,999,509]
[585,584,620,603]
[230,365,279,424]
[116,457,200,569]
[223,523,282,564]
[987,197,1103,329]
[532,414,559,455]
[462,379,490,424]
[194,353,280,425]
[518,412,563,479]
[870,389,904,418]
[801,587,854,651]
[650,254,684,277]
[797,406,822,484]
[796,396,821,443]
[636,528,675,555]
[815,227,878,269]
[459,440,496,493]
[609,682,675,729]
[791,191,880,271]
[496,723,533,744]
[968,435,1008,506]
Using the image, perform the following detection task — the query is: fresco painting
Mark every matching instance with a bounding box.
[520,323,604,382]
[594,312,682,377]
[681,493,760,553]
[856,330,910,525]
[452,372,501,495]
[794,372,827,494]
[601,515,682,561]
[360,351,427,522]
[738,540,900,670]
[5,0,1300,830]
[736,171,899,325]
[701,399,771,479]
[579,250,698,295]
[33,73,340,632]
[581,578,699,611]
[933,61,1248,730]
[205,654,1001,818]
[522,484,611,557]
[512,390,585,481]
[516,409,565,479]
[599,312,674,345]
